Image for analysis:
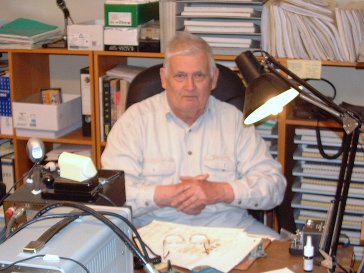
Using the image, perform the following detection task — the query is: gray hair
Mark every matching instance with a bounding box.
[163,32,216,77]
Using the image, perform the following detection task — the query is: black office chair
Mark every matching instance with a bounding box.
[126,63,268,223]
[126,63,244,110]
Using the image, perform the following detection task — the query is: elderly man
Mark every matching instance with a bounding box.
[101,32,286,238]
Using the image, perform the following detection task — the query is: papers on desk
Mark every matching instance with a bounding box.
[262,268,295,273]
[137,220,262,273]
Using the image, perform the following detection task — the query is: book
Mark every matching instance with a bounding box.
[40,88,62,105]
[102,75,114,141]
[0,73,11,117]
[184,19,256,27]
[105,64,144,83]
[1,152,15,193]
[181,11,260,18]
[80,67,91,137]
[111,79,129,126]
[0,18,59,41]
[185,25,259,34]
[183,4,255,13]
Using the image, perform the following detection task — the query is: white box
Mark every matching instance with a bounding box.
[104,26,139,46]
[67,20,104,50]
[12,94,82,138]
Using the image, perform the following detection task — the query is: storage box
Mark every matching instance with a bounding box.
[104,26,139,51]
[12,94,82,138]
[67,20,104,50]
[104,1,159,27]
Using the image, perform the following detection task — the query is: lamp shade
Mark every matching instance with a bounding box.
[243,73,299,125]
[235,50,299,125]
[235,50,265,83]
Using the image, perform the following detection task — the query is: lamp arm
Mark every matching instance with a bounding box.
[298,92,342,120]
[262,52,343,114]
[261,52,361,134]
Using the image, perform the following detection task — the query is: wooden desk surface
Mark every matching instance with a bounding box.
[233,240,353,273]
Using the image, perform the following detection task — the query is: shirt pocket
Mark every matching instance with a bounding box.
[203,155,236,181]
[142,159,176,184]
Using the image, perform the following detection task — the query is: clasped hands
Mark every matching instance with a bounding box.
[154,174,234,215]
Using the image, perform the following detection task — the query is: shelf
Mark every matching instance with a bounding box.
[1,49,96,182]
[1,46,363,239]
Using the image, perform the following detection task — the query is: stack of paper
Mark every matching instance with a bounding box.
[137,220,263,273]
[159,0,263,55]
[0,18,62,49]
[262,0,364,62]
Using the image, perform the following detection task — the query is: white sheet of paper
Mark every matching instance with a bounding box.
[137,220,262,273]
[262,267,295,273]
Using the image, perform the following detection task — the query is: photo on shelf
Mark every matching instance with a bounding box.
[40,88,62,105]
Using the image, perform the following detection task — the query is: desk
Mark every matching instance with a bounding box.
[234,240,353,273]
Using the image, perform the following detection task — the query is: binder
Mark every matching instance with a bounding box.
[1,153,15,193]
[80,67,91,137]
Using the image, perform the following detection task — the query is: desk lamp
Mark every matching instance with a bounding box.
[45,0,74,48]
[235,50,361,272]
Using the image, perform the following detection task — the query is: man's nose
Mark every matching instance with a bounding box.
[184,75,195,89]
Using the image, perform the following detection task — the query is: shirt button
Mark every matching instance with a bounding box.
[145,202,149,206]
[238,200,242,205]
[254,203,258,207]
[188,151,192,155]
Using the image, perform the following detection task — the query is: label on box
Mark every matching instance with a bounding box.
[69,33,92,49]
[108,12,132,26]
[104,45,138,52]
[14,112,36,128]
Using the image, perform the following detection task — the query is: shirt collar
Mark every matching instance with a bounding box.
[162,91,214,128]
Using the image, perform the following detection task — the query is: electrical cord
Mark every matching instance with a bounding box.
[4,209,150,261]
[0,163,37,205]
[305,78,337,101]
[0,254,90,273]
[32,207,150,259]
[133,235,162,269]
[32,201,152,268]
[315,125,346,160]
[96,192,118,206]
[3,213,79,241]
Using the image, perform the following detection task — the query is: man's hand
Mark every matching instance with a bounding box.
[154,174,234,215]
[172,174,234,214]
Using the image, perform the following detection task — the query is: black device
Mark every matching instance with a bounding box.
[2,169,126,226]
[289,219,324,257]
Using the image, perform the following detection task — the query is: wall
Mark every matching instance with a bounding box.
[0,0,105,28]
[1,0,363,105]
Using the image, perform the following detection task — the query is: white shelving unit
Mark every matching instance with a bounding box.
[291,127,364,259]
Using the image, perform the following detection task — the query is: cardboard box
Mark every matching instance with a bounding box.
[67,20,104,50]
[104,1,159,27]
[12,94,82,138]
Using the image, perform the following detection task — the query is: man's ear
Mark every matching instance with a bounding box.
[211,66,220,90]
[160,66,167,89]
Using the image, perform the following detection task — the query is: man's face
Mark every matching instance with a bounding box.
[160,52,219,121]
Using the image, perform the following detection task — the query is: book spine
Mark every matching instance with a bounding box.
[110,78,120,127]
[0,74,11,117]
[102,76,113,140]
[80,67,91,137]
[1,153,15,193]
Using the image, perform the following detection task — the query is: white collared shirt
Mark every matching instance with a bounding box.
[101,91,286,228]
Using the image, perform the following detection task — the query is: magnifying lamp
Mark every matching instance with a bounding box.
[235,50,361,272]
